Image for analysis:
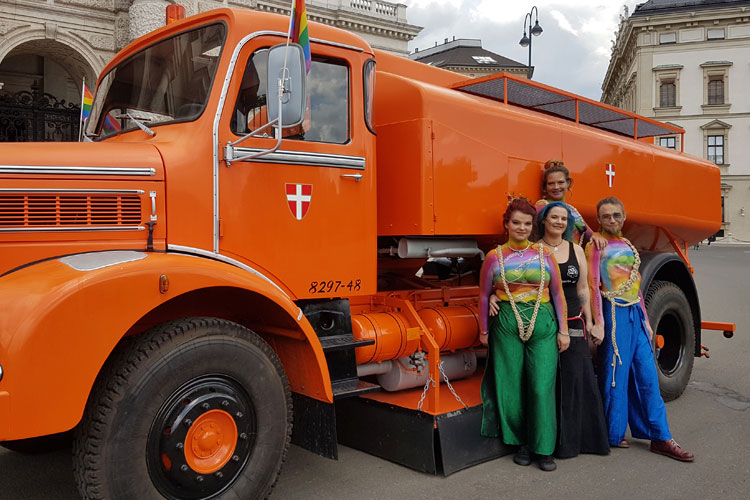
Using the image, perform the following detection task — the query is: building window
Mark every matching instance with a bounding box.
[707,135,724,164]
[660,81,676,107]
[707,28,725,40]
[707,78,724,105]
[701,61,731,111]
[659,136,676,149]
[659,32,677,44]
[653,66,682,112]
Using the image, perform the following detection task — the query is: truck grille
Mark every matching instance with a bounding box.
[0,193,142,228]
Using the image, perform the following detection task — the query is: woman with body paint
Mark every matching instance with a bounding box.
[478,197,569,472]
[535,160,606,250]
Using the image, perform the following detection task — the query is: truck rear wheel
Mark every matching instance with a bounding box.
[644,281,695,401]
[73,318,291,500]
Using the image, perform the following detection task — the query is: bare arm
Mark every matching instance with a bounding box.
[586,241,608,344]
[639,288,654,339]
[545,251,568,335]
[478,250,500,336]
[574,244,592,326]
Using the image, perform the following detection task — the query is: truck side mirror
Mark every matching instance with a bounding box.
[266,43,306,128]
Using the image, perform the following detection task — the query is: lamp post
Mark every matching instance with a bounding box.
[519,6,543,79]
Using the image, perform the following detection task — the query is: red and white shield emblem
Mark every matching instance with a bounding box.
[285,183,312,220]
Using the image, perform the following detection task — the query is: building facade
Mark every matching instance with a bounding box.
[601,0,750,241]
[409,38,528,79]
[0,0,421,141]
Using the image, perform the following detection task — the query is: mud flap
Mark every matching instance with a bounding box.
[335,397,510,475]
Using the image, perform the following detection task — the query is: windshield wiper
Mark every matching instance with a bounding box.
[115,112,156,136]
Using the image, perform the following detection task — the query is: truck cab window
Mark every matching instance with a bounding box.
[86,23,225,139]
[231,51,349,144]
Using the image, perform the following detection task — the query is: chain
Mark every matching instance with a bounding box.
[499,242,546,342]
[416,361,469,412]
[439,361,468,409]
[416,375,435,412]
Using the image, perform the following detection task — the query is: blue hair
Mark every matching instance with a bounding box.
[537,201,575,242]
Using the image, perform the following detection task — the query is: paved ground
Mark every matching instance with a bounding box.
[1,245,748,500]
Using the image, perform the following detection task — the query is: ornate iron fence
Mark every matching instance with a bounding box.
[0,85,81,142]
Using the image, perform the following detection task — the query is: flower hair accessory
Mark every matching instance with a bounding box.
[544,159,565,170]
[506,192,532,206]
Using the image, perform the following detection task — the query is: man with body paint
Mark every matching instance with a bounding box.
[587,196,694,462]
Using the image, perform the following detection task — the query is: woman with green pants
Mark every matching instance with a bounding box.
[478,197,569,471]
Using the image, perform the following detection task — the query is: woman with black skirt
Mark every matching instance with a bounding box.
[538,201,609,457]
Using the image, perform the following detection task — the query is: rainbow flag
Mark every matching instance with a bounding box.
[104,114,122,132]
[291,0,311,73]
[80,84,93,122]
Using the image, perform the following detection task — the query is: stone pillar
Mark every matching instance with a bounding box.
[128,0,170,41]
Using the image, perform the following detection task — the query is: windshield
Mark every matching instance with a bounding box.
[86,23,226,139]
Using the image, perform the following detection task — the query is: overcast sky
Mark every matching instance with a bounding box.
[402,0,641,100]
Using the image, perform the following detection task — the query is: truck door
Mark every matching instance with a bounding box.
[217,37,376,299]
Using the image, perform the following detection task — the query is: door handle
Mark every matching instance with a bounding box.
[341,174,363,182]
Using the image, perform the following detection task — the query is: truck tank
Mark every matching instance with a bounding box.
[372,50,721,253]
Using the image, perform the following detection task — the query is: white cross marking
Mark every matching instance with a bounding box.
[287,184,311,220]
[606,164,615,188]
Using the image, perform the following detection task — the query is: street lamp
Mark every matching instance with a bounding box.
[519,6,543,79]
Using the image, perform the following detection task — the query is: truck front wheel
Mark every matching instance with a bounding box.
[73,318,291,500]
[645,281,695,402]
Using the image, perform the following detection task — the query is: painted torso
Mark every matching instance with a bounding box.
[478,242,567,333]
[598,237,641,302]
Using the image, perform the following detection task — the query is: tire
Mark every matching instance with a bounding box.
[644,281,695,402]
[73,318,292,500]
[1,430,73,454]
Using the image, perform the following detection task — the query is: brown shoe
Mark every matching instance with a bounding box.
[617,439,630,448]
[650,439,694,462]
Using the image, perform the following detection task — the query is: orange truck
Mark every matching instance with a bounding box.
[0,8,733,500]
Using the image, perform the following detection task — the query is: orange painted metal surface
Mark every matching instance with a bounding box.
[0,252,330,441]
[372,50,720,251]
[183,410,238,474]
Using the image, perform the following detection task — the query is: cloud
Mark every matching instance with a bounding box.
[401,0,639,100]
[550,10,578,37]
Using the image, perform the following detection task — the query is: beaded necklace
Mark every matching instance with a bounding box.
[498,242,546,342]
[599,235,641,387]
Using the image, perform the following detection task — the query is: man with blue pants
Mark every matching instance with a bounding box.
[587,197,694,461]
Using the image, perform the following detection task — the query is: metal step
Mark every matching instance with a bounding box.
[319,334,374,353]
[332,378,381,400]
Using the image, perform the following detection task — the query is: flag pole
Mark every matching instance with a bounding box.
[79,77,85,142]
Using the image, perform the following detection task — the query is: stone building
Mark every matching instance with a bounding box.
[409,38,528,79]
[0,0,421,141]
[601,0,750,242]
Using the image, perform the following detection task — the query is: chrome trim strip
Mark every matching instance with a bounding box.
[167,244,289,297]
[0,166,156,176]
[0,226,145,233]
[230,148,366,169]
[0,188,145,194]
[60,251,147,271]
[310,38,365,52]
